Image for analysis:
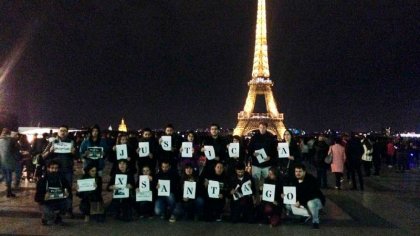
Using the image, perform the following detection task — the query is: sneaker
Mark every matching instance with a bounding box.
[215,217,222,222]
[312,223,320,229]
[169,215,176,223]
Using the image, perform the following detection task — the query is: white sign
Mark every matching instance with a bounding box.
[291,205,310,217]
[77,178,96,192]
[278,142,290,158]
[136,191,153,202]
[228,143,240,158]
[113,187,129,199]
[181,142,193,158]
[116,144,128,160]
[158,180,170,196]
[241,180,253,196]
[283,186,297,204]
[208,180,220,198]
[204,146,216,160]
[138,142,150,157]
[262,184,276,202]
[87,147,103,159]
[183,181,196,199]
[255,148,268,163]
[115,174,127,188]
[161,136,172,151]
[139,175,150,192]
[53,142,72,154]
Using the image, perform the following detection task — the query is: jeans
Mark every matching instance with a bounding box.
[286,198,323,224]
[180,197,205,219]
[154,193,177,217]
[1,168,13,187]
[252,166,270,190]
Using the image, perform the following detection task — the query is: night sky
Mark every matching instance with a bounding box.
[1,1,419,132]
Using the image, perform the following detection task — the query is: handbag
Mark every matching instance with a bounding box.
[324,154,332,164]
[324,148,333,164]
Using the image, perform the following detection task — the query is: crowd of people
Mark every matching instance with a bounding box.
[0,123,419,230]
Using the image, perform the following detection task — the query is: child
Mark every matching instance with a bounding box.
[135,165,156,218]
[76,164,105,222]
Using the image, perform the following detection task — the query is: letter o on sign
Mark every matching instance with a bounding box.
[286,193,294,200]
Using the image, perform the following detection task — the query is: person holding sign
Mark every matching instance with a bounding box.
[41,125,76,218]
[284,163,325,229]
[226,135,246,178]
[107,159,135,222]
[277,130,301,184]
[137,128,158,175]
[247,122,277,193]
[158,124,182,170]
[257,167,284,227]
[203,161,227,222]
[76,164,104,222]
[201,124,228,176]
[135,165,156,218]
[79,124,109,176]
[35,160,71,226]
[110,133,137,177]
[154,160,180,223]
[179,164,205,221]
[228,162,256,223]
[179,131,201,172]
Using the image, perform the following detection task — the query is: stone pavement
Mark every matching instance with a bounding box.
[0,163,418,236]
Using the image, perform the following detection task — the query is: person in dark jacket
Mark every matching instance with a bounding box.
[157,124,182,170]
[285,163,325,229]
[154,160,180,223]
[137,128,158,174]
[135,165,157,218]
[313,134,330,189]
[179,164,205,220]
[202,161,228,222]
[76,164,104,222]
[201,124,228,173]
[107,159,135,222]
[35,160,71,226]
[247,122,276,193]
[258,167,284,227]
[346,133,364,191]
[278,130,301,184]
[229,162,256,223]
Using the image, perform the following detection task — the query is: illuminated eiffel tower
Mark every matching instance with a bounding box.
[233,0,286,139]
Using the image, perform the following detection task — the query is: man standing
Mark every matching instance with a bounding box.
[201,124,228,173]
[158,124,181,170]
[346,133,364,191]
[42,125,76,217]
[313,134,330,189]
[285,163,325,229]
[137,128,158,174]
[247,122,276,192]
[35,160,71,225]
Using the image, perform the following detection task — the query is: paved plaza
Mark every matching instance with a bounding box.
[0,163,418,236]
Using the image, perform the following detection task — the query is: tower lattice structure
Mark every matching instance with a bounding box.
[233,0,286,139]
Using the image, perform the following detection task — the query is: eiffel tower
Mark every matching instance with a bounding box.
[233,0,286,139]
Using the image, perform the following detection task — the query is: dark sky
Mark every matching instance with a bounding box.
[1,1,419,132]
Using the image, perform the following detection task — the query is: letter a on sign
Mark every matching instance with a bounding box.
[278,142,290,158]
[283,186,296,204]
[158,180,170,196]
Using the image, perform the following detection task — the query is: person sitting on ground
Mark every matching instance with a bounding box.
[154,160,180,223]
[76,164,104,223]
[34,160,71,226]
[258,167,284,227]
[107,159,135,222]
[284,163,325,229]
